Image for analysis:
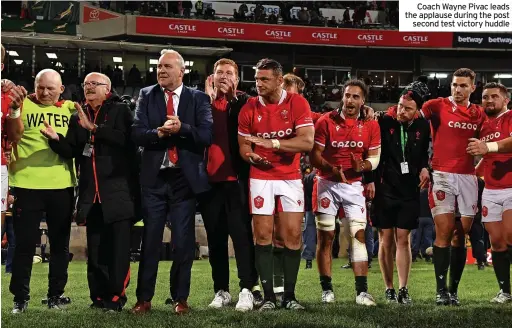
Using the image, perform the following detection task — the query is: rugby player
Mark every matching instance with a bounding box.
[238,59,314,310]
[0,44,26,231]
[421,68,485,305]
[310,79,381,306]
[466,82,512,303]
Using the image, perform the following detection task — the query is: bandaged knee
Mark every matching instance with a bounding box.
[316,214,336,231]
[348,219,368,263]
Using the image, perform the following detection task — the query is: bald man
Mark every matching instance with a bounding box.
[9,69,77,314]
[42,72,138,311]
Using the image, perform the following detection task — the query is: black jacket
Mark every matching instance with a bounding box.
[226,91,251,180]
[374,110,431,200]
[49,95,140,224]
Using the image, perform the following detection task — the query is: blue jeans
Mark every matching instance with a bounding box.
[411,217,434,258]
[302,211,317,260]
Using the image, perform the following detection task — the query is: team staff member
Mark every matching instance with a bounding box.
[1,44,26,232]
[199,58,260,311]
[311,80,380,306]
[9,69,76,314]
[41,73,138,311]
[238,59,314,310]
[467,82,512,303]
[421,68,485,306]
[372,81,431,304]
[132,49,212,315]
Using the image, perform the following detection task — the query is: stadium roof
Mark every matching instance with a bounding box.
[1,32,233,57]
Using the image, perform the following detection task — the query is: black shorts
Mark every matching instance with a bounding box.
[373,195,419,231]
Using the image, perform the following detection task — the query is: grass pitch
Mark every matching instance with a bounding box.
[2,259,511,328]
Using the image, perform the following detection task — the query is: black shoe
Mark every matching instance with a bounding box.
[12,301,28,314]
[412,257,418,262]
[90,300,104,309]
[341,263,352,269]
[450,292,461,306]
[436,289,451,306]
[252,290,264,308]
[368,262,372,269]
[425,256,432,263]
[42,295,71,305]
[397,287,412,305]
[165,297,174,305]
[305,260,312,269]
[47,296,66,310]
[103,301,123,313]
[385,288,398,303]
[477,262,485,270]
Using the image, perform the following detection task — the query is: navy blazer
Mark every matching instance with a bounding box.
[132,84,213,194]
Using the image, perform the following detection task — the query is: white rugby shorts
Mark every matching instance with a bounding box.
[481,188,512,223]
[429,171,478,218]
[249,178,304,215]
[314,177,366,220]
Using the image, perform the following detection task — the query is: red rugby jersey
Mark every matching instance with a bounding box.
[314,110,381,182]
[238,91,313,180]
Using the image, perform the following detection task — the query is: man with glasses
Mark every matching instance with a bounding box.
[41,72,139,312]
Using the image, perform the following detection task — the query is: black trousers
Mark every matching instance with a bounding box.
[198,181,258,292]
[136,168,197,302]
[86,204,131,308]
[10,187,74,302]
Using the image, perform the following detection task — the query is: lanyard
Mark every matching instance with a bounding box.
[400,125,408,162]
[86,105,101,143]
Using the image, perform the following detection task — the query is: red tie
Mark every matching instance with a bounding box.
[165,89,178,164]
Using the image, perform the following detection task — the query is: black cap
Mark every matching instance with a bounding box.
[400,81,429,108]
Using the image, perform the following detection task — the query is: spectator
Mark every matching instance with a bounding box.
[20,4,29,19]
[298,7,310,24]
[182,1,192,18]
[128,64,141,86]
[238,3,248,18]
[204,4,215,20]
[268,11,278,24]
[253,3,265,22]
[327,15,338,27]
[233,9,241,21]
[113,65,123,87]
[195,0,203,17]
[343,7,352,26]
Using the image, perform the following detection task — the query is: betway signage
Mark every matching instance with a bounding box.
[453,33,512,49]
[135,17,453,48]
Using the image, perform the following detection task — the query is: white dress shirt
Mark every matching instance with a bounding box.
[161,83,183,169]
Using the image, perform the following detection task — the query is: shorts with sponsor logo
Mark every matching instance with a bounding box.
[429,171,478,218]
[481,188,512,223]
[1,165,8,212]
[249,178,304,215]
[313,177,366,220]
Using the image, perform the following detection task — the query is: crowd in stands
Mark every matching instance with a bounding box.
[91,1,399,29]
